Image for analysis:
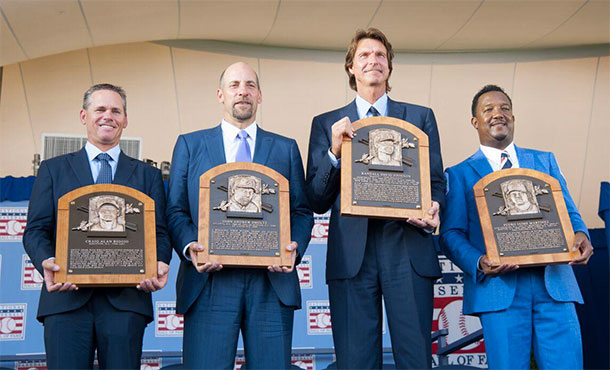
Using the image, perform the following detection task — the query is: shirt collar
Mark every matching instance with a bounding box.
[355,93,388,119]
[479,142,517,163]
[85,141,121,163]
[221,119,258,142]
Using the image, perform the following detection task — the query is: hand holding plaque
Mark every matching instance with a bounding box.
[340,116,432,220]
[474,168,581,267]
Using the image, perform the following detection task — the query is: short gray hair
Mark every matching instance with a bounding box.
[82,83,127,114]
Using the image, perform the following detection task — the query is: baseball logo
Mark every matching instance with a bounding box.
[437,300,482,350]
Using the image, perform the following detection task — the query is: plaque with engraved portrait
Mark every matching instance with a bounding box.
[198,162,291,267]
[55,184,157,286]
[474,168,580,267]
[341,116,432,219]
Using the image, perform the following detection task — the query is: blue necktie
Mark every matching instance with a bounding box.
[96,153,113,184]
[235,130,252,162]
[501,152,513,169]
[368,106,381,117]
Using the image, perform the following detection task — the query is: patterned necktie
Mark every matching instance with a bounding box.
[501,152,513,169]
[96,153,113,184]
[235,130,252,162]
[368,106,381,117]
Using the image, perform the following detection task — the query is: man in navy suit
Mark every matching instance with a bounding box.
[166,62,313,369]
[305,28,445,369]
[23,84,172,369]
[440,84,593,369]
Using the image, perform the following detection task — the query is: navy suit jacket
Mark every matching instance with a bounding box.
[440,147,588,315]
[166,125,313,314]
[23,148,172,322]
[305,98,444,281]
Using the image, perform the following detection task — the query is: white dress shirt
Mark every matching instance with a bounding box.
[221,120,257,162]
[479,142,520,171]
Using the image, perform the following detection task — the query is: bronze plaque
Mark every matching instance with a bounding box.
[474,168,580,267]
[55,184,157,286]
[198,162,291,267]
[341,116,431,219]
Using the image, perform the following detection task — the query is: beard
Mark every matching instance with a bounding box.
[232,101,254,121]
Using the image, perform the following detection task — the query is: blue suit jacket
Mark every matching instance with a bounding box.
[440,146,588,315]
[23,148,172,322]
[305,98,445,281]
[166,125,313,314]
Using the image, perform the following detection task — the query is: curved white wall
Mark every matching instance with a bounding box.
[0,41,607,227]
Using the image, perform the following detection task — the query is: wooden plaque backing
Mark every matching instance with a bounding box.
[474,168,579,267]
[341,116,432,219]
[197,162,291,268]
[55,184,157,286]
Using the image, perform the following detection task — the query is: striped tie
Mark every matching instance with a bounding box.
[368,106,381,117]
[235,130,252,162]
[96,153,113,184]
[501,152,513,169]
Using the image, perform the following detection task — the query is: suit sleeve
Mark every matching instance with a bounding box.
[22,160,56,275]
[548,152,589,238]
[288,139,314,264]
[150,168,172,264]
[423,108,446,209]
[166,135,198,261]
[305,115,341,214]
[439,168,484,284]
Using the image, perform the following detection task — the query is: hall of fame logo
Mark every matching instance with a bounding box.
[155,301,183,337]
[140,357,162,370]
[297,255,312,289]
[22,254,43,290]
[292,352,315,370]
[0,207,27,241]
[15,360,47,370]
[0,303,26,340]
[432,256,485,355]
[307,301,331,335]
[310,212,329,243]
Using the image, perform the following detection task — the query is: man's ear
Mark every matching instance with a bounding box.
[471,116,478,130]
[80,109,87,124]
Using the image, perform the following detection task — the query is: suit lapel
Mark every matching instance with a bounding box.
[515,145,535,170]
[387,98,406,120]
[253,127,273,165]
[343,100,359,122]
[468,149,493,179]
[67,148,94,186]
[113,152,136,185]
[204,125,227,166]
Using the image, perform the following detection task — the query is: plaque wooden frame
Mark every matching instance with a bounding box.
[55,184,157,286]
[474,168,579,267]
[341,116,432,219]
[198,162,292,267]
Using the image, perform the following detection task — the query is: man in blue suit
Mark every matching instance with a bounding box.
[23,84,172,369]
[305,28,444,369]
[166,62,313,369]
[440,84,593,369]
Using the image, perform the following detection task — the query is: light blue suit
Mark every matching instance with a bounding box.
[440,146,588,369]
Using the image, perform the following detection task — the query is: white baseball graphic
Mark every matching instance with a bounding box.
[165,314,181,330]
[312,223,327,238]
[438,300,482,350]
[7,220,23,235]
[0,317,16,334]
[316,313,331,328]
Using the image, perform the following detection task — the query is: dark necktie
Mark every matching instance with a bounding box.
[96,153,113,184]
[235,130,252,162]
[501,152,513,169]
[368,106,381,117]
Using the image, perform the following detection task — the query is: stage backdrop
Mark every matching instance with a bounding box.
[0,200,487,369]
